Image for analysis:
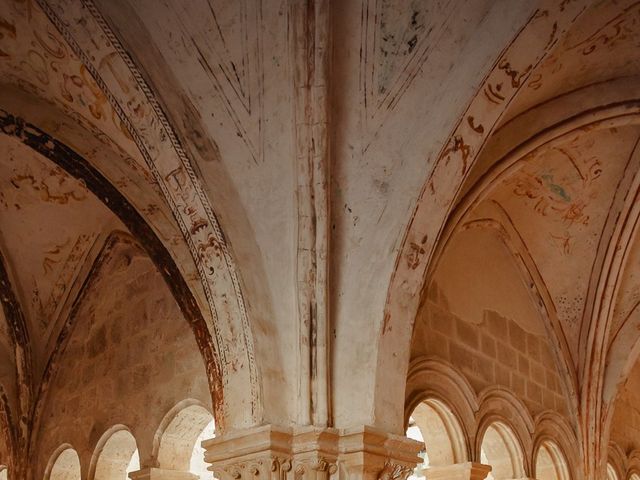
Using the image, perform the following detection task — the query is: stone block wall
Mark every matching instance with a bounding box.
[412,299,567,416]
[34,240,211,479]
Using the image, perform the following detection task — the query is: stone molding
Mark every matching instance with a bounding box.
[129,467,199,480]
[421,462,491,480]
[203,425,422,480]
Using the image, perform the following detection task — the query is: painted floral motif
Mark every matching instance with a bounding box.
[565,1,640,56]
[509,169,590,227]
[507,146,602,229]
[0,0,139,160]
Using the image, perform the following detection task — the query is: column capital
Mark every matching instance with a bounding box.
[203,425,422,480]
[291,426,340,478]
[203,425,294,480]
[339,426,422,480]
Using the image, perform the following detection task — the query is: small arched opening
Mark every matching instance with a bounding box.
[406,399,466,479]
[0,466,6,480]
[607,463,620,480]
[156,403,215,479]
[47,447,81,480]
[534,440,570,480]
[92,427,140,480]
[480,422,524,480]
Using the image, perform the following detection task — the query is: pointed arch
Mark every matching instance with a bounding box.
[34,0,262,429]
[0,110,228,456]
[375,0,589,433]
[454,211,578,417]
[410,96,640,476]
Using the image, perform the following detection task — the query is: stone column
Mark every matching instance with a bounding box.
[203,425,422,480]
[421,462,491,480]
[129,468,199,480]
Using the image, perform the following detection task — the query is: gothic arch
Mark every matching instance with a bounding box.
[375,0,590,434]
[434,103,640,253]
[598,144,640,428]
[453,212,578,416]
[420,97,640,476]
[581,121,640,475]
[30,0,263,430]
[0,109,227,457]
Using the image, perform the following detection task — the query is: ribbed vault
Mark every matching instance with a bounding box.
[0,1,639,479]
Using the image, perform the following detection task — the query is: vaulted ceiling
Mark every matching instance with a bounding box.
[0,0,639,477]
[427,0,640,471]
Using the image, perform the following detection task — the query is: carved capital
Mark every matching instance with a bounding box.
[219,459,292,480]
[377,461,413,480]
[203,425,421,480]
[338,425,422,480]
[203,425,292,480]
